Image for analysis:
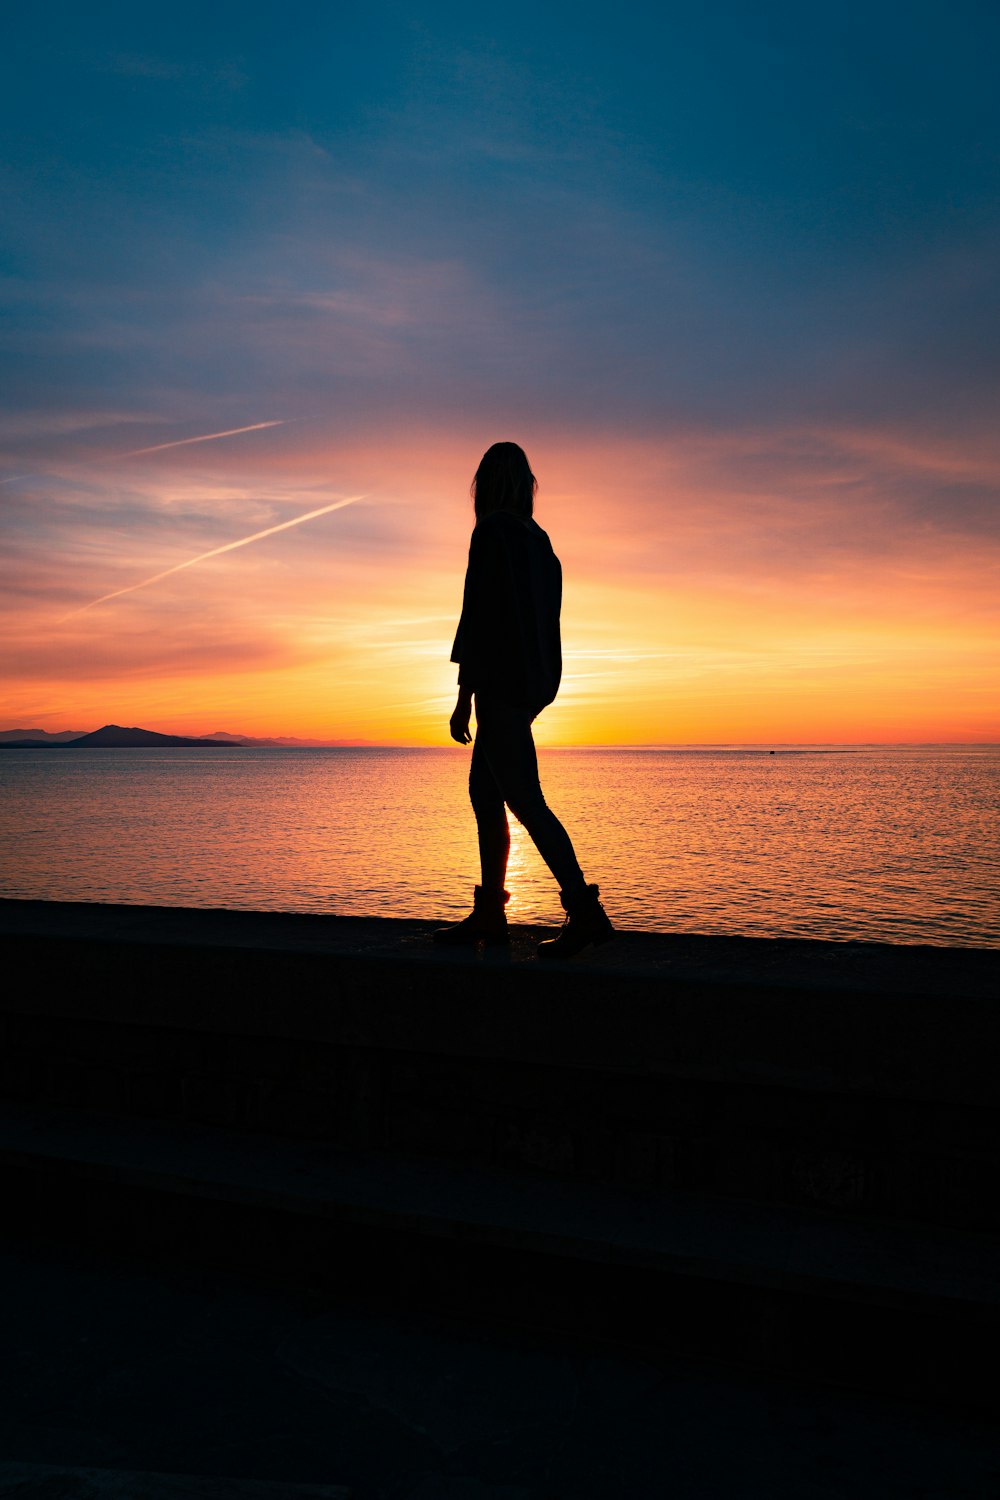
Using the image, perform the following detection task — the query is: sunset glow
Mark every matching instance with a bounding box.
[3,7,998,745]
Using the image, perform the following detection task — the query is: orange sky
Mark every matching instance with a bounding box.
[3,420,998,744]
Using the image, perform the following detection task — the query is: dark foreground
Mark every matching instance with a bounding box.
[2,1235,998,1499]
[1,899,998,1496]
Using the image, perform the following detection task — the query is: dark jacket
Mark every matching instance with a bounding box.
[450,510,562,715]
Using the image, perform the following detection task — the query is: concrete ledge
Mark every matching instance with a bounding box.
[2,1101,997,1312]
[4,901,1000,1411]
[2,1101,997,1411]
[3,900,999,1231]
[0,1464,347,1498]
[2,899,997,1103]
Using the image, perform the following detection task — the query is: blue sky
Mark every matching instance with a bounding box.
[5,1,999,436]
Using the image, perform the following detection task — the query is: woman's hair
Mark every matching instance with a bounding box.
[471,441,537,521]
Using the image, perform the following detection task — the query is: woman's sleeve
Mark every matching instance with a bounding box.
[450,523,504,685]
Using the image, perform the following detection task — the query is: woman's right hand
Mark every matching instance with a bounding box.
[449,690,473,745]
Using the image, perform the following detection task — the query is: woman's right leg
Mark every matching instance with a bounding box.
[469,732,510,891]
[431,731,511,946]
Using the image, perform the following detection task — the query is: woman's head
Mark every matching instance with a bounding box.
[471,441,537,521]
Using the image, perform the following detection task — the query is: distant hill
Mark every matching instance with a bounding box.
[202,730,376,747]
[0,723,379,749]
[0,724,228,749]
[0,728,87,743]
[71,725,229,748]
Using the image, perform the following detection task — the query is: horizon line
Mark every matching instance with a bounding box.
[2,725,997,750]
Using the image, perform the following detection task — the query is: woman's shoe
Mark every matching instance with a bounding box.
[537,883,615,961]
[432,886,510,946]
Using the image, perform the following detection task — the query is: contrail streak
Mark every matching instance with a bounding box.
[3,417,297,486]
[59,494,364,621]
[125,420,288,456]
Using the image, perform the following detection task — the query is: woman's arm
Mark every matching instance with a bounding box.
[449,521,501,744]
[449,683,473,745]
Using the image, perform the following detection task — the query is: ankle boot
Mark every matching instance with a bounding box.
[433,885,510,946]
[537,883,615,961]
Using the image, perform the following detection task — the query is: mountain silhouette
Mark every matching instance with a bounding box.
[202,730,376,747]
[0,724,228,749]
[0,728,87,743]
[0,723,378,748]
[69,724,229,748]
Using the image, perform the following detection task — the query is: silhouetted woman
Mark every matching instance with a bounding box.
[434,441,614,959]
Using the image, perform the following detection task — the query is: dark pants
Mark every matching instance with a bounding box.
[469,695,586,899]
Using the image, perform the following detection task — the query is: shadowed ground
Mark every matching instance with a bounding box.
[1,1236,998,1499]
[1,899,998,1495]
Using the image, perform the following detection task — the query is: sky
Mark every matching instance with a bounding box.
[2,1,998,745]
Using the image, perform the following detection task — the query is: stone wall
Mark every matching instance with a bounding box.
[3,902,998,1232]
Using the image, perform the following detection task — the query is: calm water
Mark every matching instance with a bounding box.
[1,746,998,947]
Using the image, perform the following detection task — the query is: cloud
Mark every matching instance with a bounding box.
[0,621,297,685]
[3,71,998,453]
[124,420,289,456]
[105,53,247,91]
[58,494,364,620]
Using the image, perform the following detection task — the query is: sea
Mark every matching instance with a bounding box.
[1,745,997,948]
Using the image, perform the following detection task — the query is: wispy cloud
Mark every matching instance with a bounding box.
[124,420,290,457]
[0,419,294,489]
[59,494,364,620]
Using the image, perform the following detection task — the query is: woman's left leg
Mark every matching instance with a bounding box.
[431,731,511,946]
